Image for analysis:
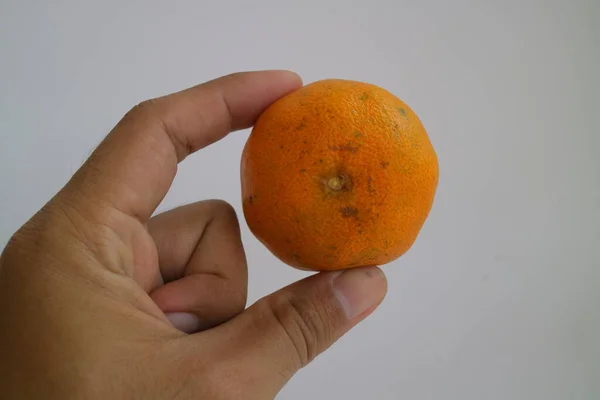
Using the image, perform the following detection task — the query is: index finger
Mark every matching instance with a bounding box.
[65,70,302,221]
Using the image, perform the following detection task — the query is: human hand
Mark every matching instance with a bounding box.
[0,71,387,399]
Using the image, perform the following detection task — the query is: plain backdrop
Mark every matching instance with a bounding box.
[1,1,599,399]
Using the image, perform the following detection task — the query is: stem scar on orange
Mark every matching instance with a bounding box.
[241,79,439,271]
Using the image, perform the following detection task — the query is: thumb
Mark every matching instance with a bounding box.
[210,266,387,396]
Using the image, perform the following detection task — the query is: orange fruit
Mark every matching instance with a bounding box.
[240,79,438,271]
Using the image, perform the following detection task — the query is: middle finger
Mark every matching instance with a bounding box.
[147,200,248,333]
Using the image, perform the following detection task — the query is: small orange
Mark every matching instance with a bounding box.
[240,79,438,271]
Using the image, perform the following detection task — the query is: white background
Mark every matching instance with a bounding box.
[1,1,599,399]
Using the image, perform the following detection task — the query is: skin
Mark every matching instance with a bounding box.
[241,79,439,271]
[0,71,388,399]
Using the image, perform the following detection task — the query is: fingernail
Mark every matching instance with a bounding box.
[332,267,387,320]
[165,312,202,334]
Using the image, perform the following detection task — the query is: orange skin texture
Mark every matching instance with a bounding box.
[241,79,439,271]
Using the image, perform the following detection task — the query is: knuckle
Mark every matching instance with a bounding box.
[122,99,192,160]
[1,226,29,265]
[127,98,161,119]
[207,199,240,225]
[208,199,236,214]
[118,100,157,130]
[0,202,86,274]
